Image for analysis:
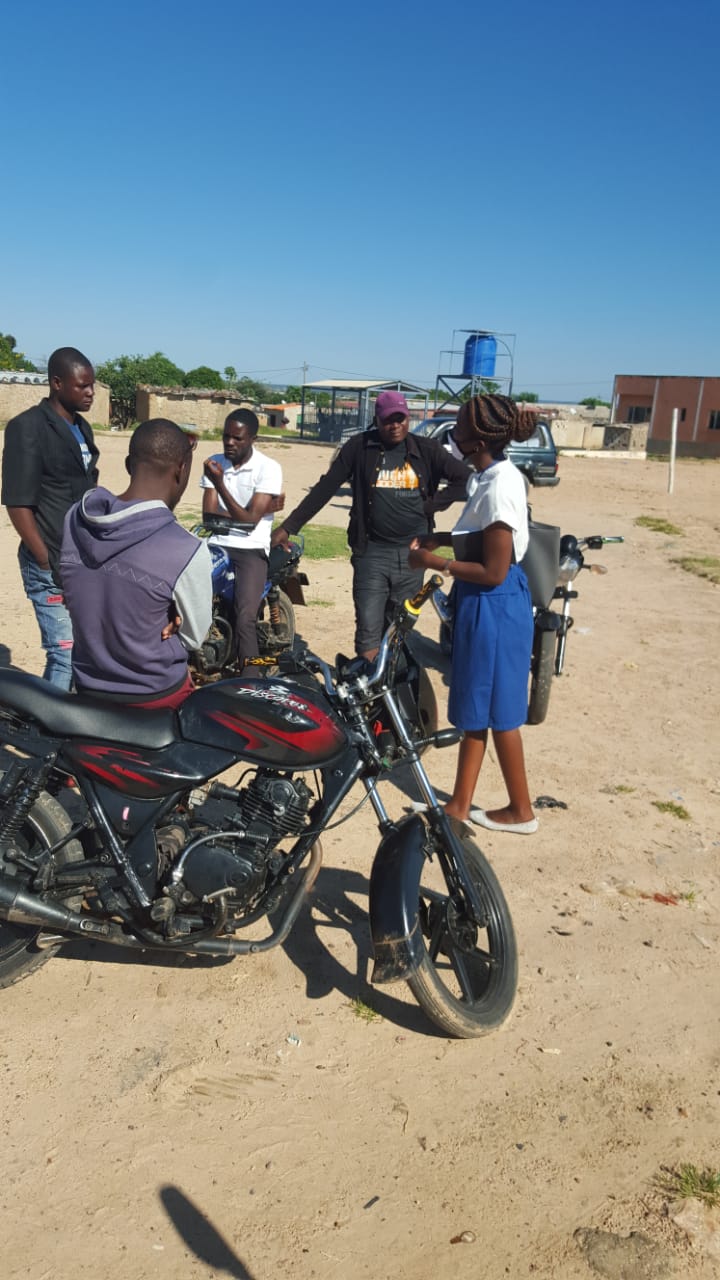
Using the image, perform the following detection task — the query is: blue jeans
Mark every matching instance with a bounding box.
[18,545,74,689]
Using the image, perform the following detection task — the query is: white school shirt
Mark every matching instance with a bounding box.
[452,458,529,561]
[200,447,282,553]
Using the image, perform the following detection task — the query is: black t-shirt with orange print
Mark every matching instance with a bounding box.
[368,441,428,544]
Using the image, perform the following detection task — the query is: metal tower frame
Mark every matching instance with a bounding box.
[434,328,516,411]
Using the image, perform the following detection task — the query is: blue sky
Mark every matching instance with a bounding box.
[3,0,718,400]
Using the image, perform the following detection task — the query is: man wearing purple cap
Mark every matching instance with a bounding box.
[272,391,470,659]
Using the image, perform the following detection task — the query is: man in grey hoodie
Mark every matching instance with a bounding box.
[60,419,212,708]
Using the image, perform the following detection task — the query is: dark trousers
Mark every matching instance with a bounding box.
[351,542,423,655]
[228,548,268,664]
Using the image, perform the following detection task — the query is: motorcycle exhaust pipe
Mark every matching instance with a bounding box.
[0,839,323,956]
[189,839,323,958]
[0,878,111,939]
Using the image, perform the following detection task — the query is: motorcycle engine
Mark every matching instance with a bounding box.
[166,772,313,907]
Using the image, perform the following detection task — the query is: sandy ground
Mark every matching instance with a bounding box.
[0,433,719,1280]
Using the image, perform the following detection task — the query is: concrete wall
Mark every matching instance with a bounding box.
[0,381,110,426]
[551,420,648,452]
[135,387,265,433]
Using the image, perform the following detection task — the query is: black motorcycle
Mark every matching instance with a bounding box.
[0,578,516,1038]
[190,514,308,680]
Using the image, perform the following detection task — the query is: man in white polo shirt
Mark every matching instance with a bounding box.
[200,409,282,669]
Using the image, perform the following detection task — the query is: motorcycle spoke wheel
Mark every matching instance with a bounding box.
[0,786,83,989]
[408,831,517,1038]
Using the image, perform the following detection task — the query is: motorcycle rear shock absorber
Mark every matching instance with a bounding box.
[0,753,57,842]
[266,587,282,628]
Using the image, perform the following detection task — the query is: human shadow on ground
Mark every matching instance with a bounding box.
[160,1185,256,1279]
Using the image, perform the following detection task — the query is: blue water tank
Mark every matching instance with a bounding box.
[463,334,497,379]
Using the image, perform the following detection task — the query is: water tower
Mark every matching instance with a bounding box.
[434,328,515,411]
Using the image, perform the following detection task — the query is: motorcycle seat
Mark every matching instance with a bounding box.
[0,670,178,748]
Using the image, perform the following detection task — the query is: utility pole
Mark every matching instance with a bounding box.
[300,363,309,440]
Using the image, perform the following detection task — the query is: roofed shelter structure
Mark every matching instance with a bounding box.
[299,379,430,442]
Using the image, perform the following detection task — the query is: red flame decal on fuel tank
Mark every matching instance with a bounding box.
[70,745,164,791]
[207,707,345,757]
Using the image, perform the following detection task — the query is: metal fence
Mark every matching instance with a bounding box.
[603,426,633,450]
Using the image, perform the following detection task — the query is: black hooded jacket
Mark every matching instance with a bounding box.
[282,428,470,551]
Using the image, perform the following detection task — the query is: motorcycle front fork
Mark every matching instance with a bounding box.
[554,591,577,675]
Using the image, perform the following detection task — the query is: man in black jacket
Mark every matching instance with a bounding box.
[1,347,99,688]
[272,392,470,659]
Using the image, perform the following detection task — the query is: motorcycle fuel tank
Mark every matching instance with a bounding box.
[178,677,348,769]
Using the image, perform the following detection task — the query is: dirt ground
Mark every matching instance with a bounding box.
[0,433,719,1280]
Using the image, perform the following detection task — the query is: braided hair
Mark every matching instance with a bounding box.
[455,394,538,454]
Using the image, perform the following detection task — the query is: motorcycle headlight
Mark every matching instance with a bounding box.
[557,554,581,585]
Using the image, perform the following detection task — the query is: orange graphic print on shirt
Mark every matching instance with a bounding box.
[375,460,420,490]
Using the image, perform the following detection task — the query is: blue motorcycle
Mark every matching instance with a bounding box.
[190,514,307,678]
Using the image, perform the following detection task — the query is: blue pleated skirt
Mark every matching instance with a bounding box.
[447,563,534,732]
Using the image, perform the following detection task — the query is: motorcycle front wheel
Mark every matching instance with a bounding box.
[408,823,517,1038]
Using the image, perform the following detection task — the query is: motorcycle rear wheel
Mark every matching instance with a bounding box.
[527,627,555,725]
[408,824,517,1038]
[0,786,84,988]
[256,588,296,655]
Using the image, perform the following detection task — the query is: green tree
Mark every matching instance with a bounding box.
[95,352,185,428]
[580,396,611,409]
[515,391,539,402]
[234,376,274,403]
[223,366,238,387]
[0,333,36,372]
[184,366,224,390]
[285,385,333,407]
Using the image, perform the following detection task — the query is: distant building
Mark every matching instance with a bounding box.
[300,378,430,441]
[264,403,302,430]
[0,376,110,426]
[611,375,720,456]
[135,385,264,433]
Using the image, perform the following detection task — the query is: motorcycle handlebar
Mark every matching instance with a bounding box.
[403,573,445,619]
[279,573,443,698]
[200,515,255,535]
[581,535,624,550]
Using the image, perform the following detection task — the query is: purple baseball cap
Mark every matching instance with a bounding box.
[375,391,409,422]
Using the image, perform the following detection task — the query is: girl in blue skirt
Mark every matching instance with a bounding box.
[409,395,538,834]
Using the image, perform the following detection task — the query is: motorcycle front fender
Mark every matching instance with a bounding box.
[369,815,427,984]
[282,575,307,606]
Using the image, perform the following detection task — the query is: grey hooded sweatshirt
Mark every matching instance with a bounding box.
[60,487,212,699]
